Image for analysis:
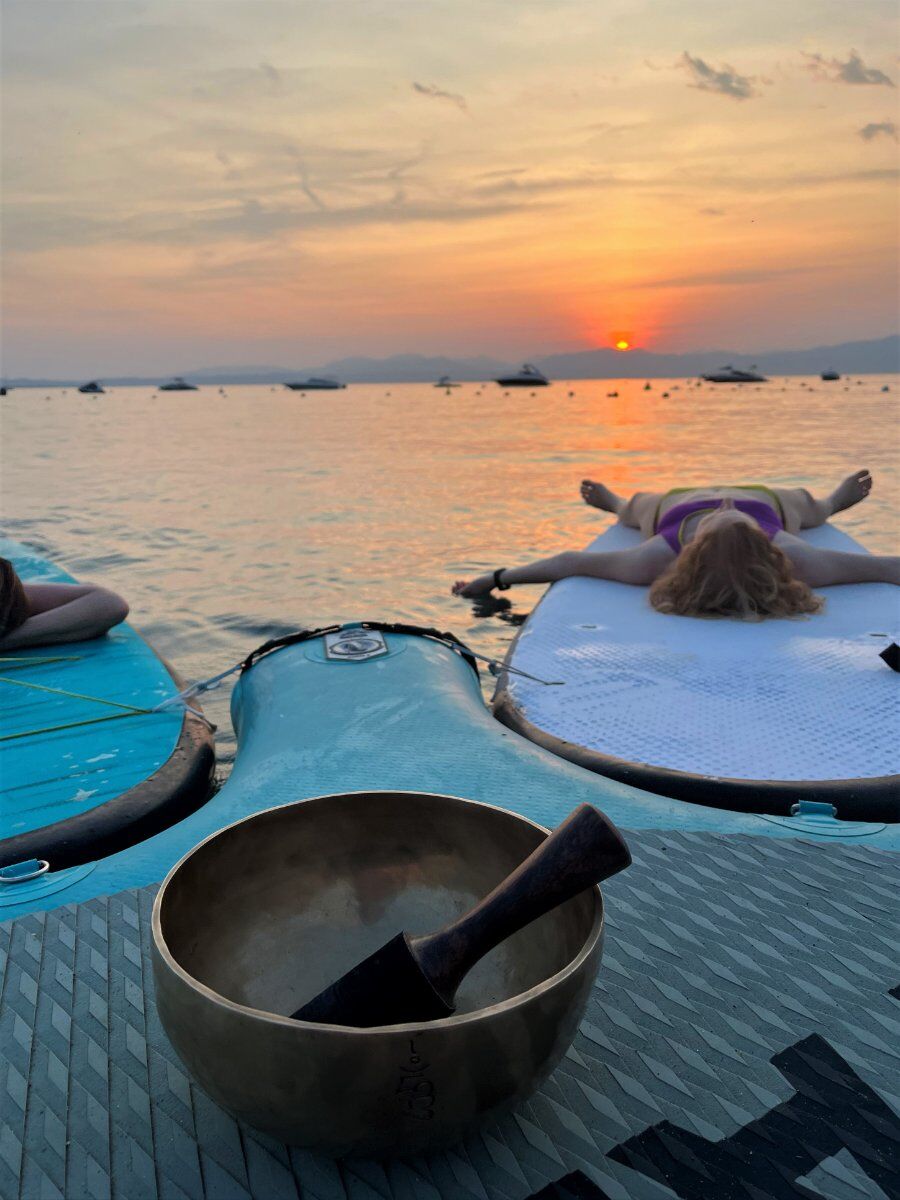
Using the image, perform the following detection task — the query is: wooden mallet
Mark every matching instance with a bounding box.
[291,804,631,1026]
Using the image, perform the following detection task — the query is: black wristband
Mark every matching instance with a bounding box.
[493,568,510,590]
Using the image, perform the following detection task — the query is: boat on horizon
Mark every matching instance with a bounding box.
[821,370,841,381]
[495,363,550,387]
[701,364,768,383]
[78,380,105,394]
[284,377,347,390]
[159,376,199,391]
[435,375,461,388]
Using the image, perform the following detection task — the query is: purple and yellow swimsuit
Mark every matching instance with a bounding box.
[655,490,785,555]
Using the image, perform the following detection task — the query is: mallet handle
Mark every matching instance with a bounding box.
[410,804,631,1004]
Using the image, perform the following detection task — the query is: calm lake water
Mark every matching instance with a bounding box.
[2,374,898,771]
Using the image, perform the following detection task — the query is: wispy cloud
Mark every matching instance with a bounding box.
[472,172,617,198]
[3,194,535,254]
[583,121,644,136]
[631,265,820,290]
[384,149,428,206]
[259,61,282,93]
[155,197,533,245]
[804,50,895,87]
[680,52,757,100]
[294,164,328,210]
[858,121,898,141]
[411,81,468,114]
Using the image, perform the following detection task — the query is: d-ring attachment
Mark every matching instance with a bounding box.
[0,859,50,884]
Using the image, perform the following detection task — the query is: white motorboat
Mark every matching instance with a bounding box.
[494,363,550,387]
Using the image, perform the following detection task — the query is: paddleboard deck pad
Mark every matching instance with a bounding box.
[0,539,215,871]
[0,623,898,1198]
[494,524,900,821]
[2,831,898,1199]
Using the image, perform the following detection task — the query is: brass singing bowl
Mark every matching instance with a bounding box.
[151,791,605,1157]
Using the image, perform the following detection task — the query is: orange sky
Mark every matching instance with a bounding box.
[2,0,898,374]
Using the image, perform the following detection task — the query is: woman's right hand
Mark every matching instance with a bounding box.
[452,574,494,598]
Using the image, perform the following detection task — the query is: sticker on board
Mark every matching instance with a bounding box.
[324,629,389,662]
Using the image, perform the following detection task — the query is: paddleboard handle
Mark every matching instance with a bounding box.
[0,859,49,884]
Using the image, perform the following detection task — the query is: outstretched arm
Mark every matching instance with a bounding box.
[775,533,900,587]
[453,537,674,597]
[0,583,130,649]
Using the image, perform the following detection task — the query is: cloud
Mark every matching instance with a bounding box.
[680,52,758,100]
[411,81,468,114]
[583,121,643,136]
[631,266,820,290]
[699,207,726,216]
[153,197,534,245]
[259,61,282,92]
[476,167,528,181]
[295,164,328,210]
[3,194,536,255]
[472,173,617,198]
[858,121,898,141]
[667,167,899,194]
[384,149,428,206]
[804,50,894,87]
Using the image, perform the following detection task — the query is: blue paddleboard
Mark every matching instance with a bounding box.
[0,538,214,870]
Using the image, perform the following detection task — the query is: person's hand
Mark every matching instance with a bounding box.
[451,574,493,597]
[451,579,482,597]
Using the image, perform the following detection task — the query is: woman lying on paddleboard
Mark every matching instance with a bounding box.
[0,557,129,649]
[452,470,900,619]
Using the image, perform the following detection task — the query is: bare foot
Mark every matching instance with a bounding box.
[580,479,624,512]
[828,469,872,515]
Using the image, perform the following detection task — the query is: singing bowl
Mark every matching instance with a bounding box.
[151,791,605,1157]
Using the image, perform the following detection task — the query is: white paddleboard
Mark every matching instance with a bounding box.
[493,524,899,819]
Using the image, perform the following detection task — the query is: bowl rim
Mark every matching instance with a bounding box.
[151,789,606,1034]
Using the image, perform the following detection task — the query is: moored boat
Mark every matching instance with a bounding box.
[77,380,105,394]
[701,364,768,382]
[284,376,346,390]
[495,362,550,386]
[821,370,841,381]
[159,376,199,391]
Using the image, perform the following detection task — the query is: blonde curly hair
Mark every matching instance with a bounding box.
[649,522,823,620]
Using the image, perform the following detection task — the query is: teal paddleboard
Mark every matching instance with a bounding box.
[0,537,214,870]
[1,620,895,921]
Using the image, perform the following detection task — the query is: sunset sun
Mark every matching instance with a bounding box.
[615,339,630,351]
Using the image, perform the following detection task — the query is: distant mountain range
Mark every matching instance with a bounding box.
[4,335,897,387]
